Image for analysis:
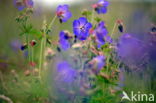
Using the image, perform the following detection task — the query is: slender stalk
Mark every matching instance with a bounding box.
[106,22,117,72]
[38,15,57,79]
[48,15,57,31]
[26,34,31,63]
[0,95,13,103]
[110,22,117,38]
[43,33,47,68]
[31,46,34,63]
[39,38,44,79]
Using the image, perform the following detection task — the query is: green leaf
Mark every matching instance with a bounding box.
[29,29,42,38]
[94,17,102,23]
[82,10,92,17]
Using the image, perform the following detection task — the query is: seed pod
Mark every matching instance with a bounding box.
[30,40,36,46]
[47,38,52,45]
[21,43,28,51]
[29,61,36,67]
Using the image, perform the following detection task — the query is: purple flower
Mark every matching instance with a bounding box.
[56,61,77,83]
[56,5,72,23]
[10,39,21,52]
[117,33,148,70]
[104,35,113,43]
[94,55,105,69]
[94,21,110,48]
[89,55,105,74]
[59,31,71,51]
[89,55,105,73]
[73,17,92,40]
[14,0,34,11]
[92,0,109,14]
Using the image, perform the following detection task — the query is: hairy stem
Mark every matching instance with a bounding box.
[48,15,57,31]
[106,22,117,72]
[0,95,13,103]
[26,34,31,64]
[38,15,57,79]
[39,38,44,79]
[110,22,117,38]
[31,46,34,64]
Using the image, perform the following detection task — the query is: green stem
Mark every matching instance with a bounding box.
[39,38,44,78]
[110,22,117,38]
[31,46,34,63]
[106,22,117,72]
[38,15,57,79]
[48,15,57,31]
[43,34,46,68]
[26,34,31,63]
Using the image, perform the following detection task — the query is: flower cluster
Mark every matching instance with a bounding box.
[55,2,113,85]
[14,0,34,11]
[15,0,122,103]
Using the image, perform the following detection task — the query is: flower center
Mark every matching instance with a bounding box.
[57,11,65,17]
[80,26,85,31]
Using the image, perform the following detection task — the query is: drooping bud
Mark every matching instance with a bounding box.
[21,43,28,51]
[30,40,36,47]
[116,19,124,33]
[47,39,52,45]
[150,24,156,35]
[29,61,36,67]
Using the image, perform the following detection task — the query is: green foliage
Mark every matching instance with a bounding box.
[81,10,92,17]
[94,17,102,23]
[88,43,121,103]
[0,70,49,103]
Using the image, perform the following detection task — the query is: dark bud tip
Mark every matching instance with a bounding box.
[151,26,156,32]
[74,35,77,43]
[94,8,99,12]
[59,19,63,23]
[74,35,77,39]
[118,24,123,33]
[57,46,61,52]
[21,44,28,51]
[64,35,69,40]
